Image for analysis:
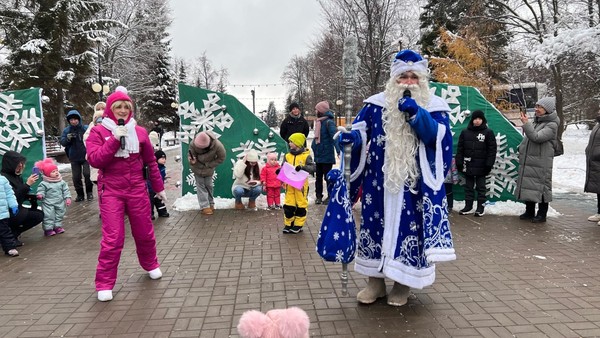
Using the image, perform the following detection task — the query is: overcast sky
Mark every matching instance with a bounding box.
[168,0,323,114]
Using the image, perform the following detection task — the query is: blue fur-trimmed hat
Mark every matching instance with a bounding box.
[390,49,428,78]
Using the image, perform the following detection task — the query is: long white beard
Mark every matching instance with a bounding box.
[382,75,431,193]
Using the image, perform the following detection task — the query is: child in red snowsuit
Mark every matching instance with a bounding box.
[260,152,282,209]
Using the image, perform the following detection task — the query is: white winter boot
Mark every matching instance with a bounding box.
[97,290,113,302]
[387,282,410,306]
[148,267,163,279]
[356,277,387,304]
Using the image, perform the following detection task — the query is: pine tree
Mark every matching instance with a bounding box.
[265,101,279,128]
[139,42,178,131]
[0,0,110,130]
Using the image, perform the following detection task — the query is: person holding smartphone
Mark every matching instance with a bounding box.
[231,149,263,210]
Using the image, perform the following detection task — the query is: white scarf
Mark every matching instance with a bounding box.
[101,118,140,158]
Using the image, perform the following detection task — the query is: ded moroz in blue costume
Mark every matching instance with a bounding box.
[338,49,456,306]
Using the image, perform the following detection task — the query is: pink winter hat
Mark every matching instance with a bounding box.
[194,132,211,149]
[35,158,58,177]
[315,101,329,114]
[105,90,133,123]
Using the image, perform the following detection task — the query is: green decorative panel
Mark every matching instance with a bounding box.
[0,88,44,190]
[430,83,523,202]
[177,84,288,198]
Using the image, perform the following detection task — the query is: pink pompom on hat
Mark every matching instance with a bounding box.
[194,131,211,149]
[35,158,58,177]
[237,306,310,338]
[315,101,329,114]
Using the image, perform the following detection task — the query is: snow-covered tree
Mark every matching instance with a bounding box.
[0,0,114,131]
[265,101,279,128]
[139,41,178,131]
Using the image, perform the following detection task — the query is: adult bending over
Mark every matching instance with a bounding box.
[86,90,167,302]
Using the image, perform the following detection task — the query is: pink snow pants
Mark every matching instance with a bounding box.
[95,191,159,291]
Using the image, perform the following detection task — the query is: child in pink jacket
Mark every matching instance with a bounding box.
[260,152,282,209]
[85,89,167,302]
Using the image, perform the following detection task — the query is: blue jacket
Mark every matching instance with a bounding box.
[311,111,340,164]
[60,110,88,162]
[0,175,18,220]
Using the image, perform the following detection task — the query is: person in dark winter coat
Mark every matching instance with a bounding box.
[311,101,340,205]
[148,150,169,220]
[514,97,559,223]
[279,102,309,146]
[0,151,44,245]
[584,110,600,225]
[60,109,93,202]
[456,110,497,217]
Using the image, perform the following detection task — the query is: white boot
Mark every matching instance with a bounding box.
[97,290,113,302]
[387,282,410,306]
[148,267,162,279]
[356,277,386,304]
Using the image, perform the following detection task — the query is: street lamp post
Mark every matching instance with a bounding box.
[336,99,343,126]
[91,43,109,101]
[250,89,256,115]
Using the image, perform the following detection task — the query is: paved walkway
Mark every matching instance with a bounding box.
[1,149,600,337]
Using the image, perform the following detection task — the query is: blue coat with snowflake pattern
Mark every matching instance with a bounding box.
[347,92,456,289]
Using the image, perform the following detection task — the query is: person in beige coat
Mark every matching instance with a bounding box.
[188,131,226,215]
[83,102,106,183]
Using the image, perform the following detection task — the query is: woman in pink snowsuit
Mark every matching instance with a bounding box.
[86,90,167,302]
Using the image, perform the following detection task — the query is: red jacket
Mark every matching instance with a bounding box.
[260,163,281,188]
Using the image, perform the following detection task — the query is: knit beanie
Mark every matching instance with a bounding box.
[245,149,259,162]
[194,131,211,149]
[536,97,556,114]
[288,133,306,148]
[105,90,133,123]
[289,102,300,111]
[470,110,486,123]
[35,158,58,177]
[315,101,330,114]
[266,152,278,161]
[154,150,166,161]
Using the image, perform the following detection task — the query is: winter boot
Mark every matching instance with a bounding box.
[248,200,256,209]
[474,201,485,217]
[387,282,410,306]
[519,202,535,220]
[235,202,245,210]
[356,277,387,304]
[97,290,113,302]
[459,200,474,215]
[588,214,600,222]
[532,202,548,223]
[201,208,213,215]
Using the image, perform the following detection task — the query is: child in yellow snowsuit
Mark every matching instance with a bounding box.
[282,133,315,234]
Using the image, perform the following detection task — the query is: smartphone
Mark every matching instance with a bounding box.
[32,167,40,176]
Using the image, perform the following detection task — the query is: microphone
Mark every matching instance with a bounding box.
[117,118,126,150]
[403,89,411,98]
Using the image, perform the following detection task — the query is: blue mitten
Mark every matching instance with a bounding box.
[338,130,360,146]
[398,97,419,117]
[10,206,18,216]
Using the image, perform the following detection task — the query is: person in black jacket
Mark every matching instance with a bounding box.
[279,102,309,146]
[60,110,93,202]
[456,110,497,217]
[0,151,44,245]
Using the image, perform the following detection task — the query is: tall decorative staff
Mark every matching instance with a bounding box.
[316,36,360,296]
[340,36,359,295]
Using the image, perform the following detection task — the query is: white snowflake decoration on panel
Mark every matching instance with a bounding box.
[0,92,42,154]
[178,93,234,144]
[486,133,519,198]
